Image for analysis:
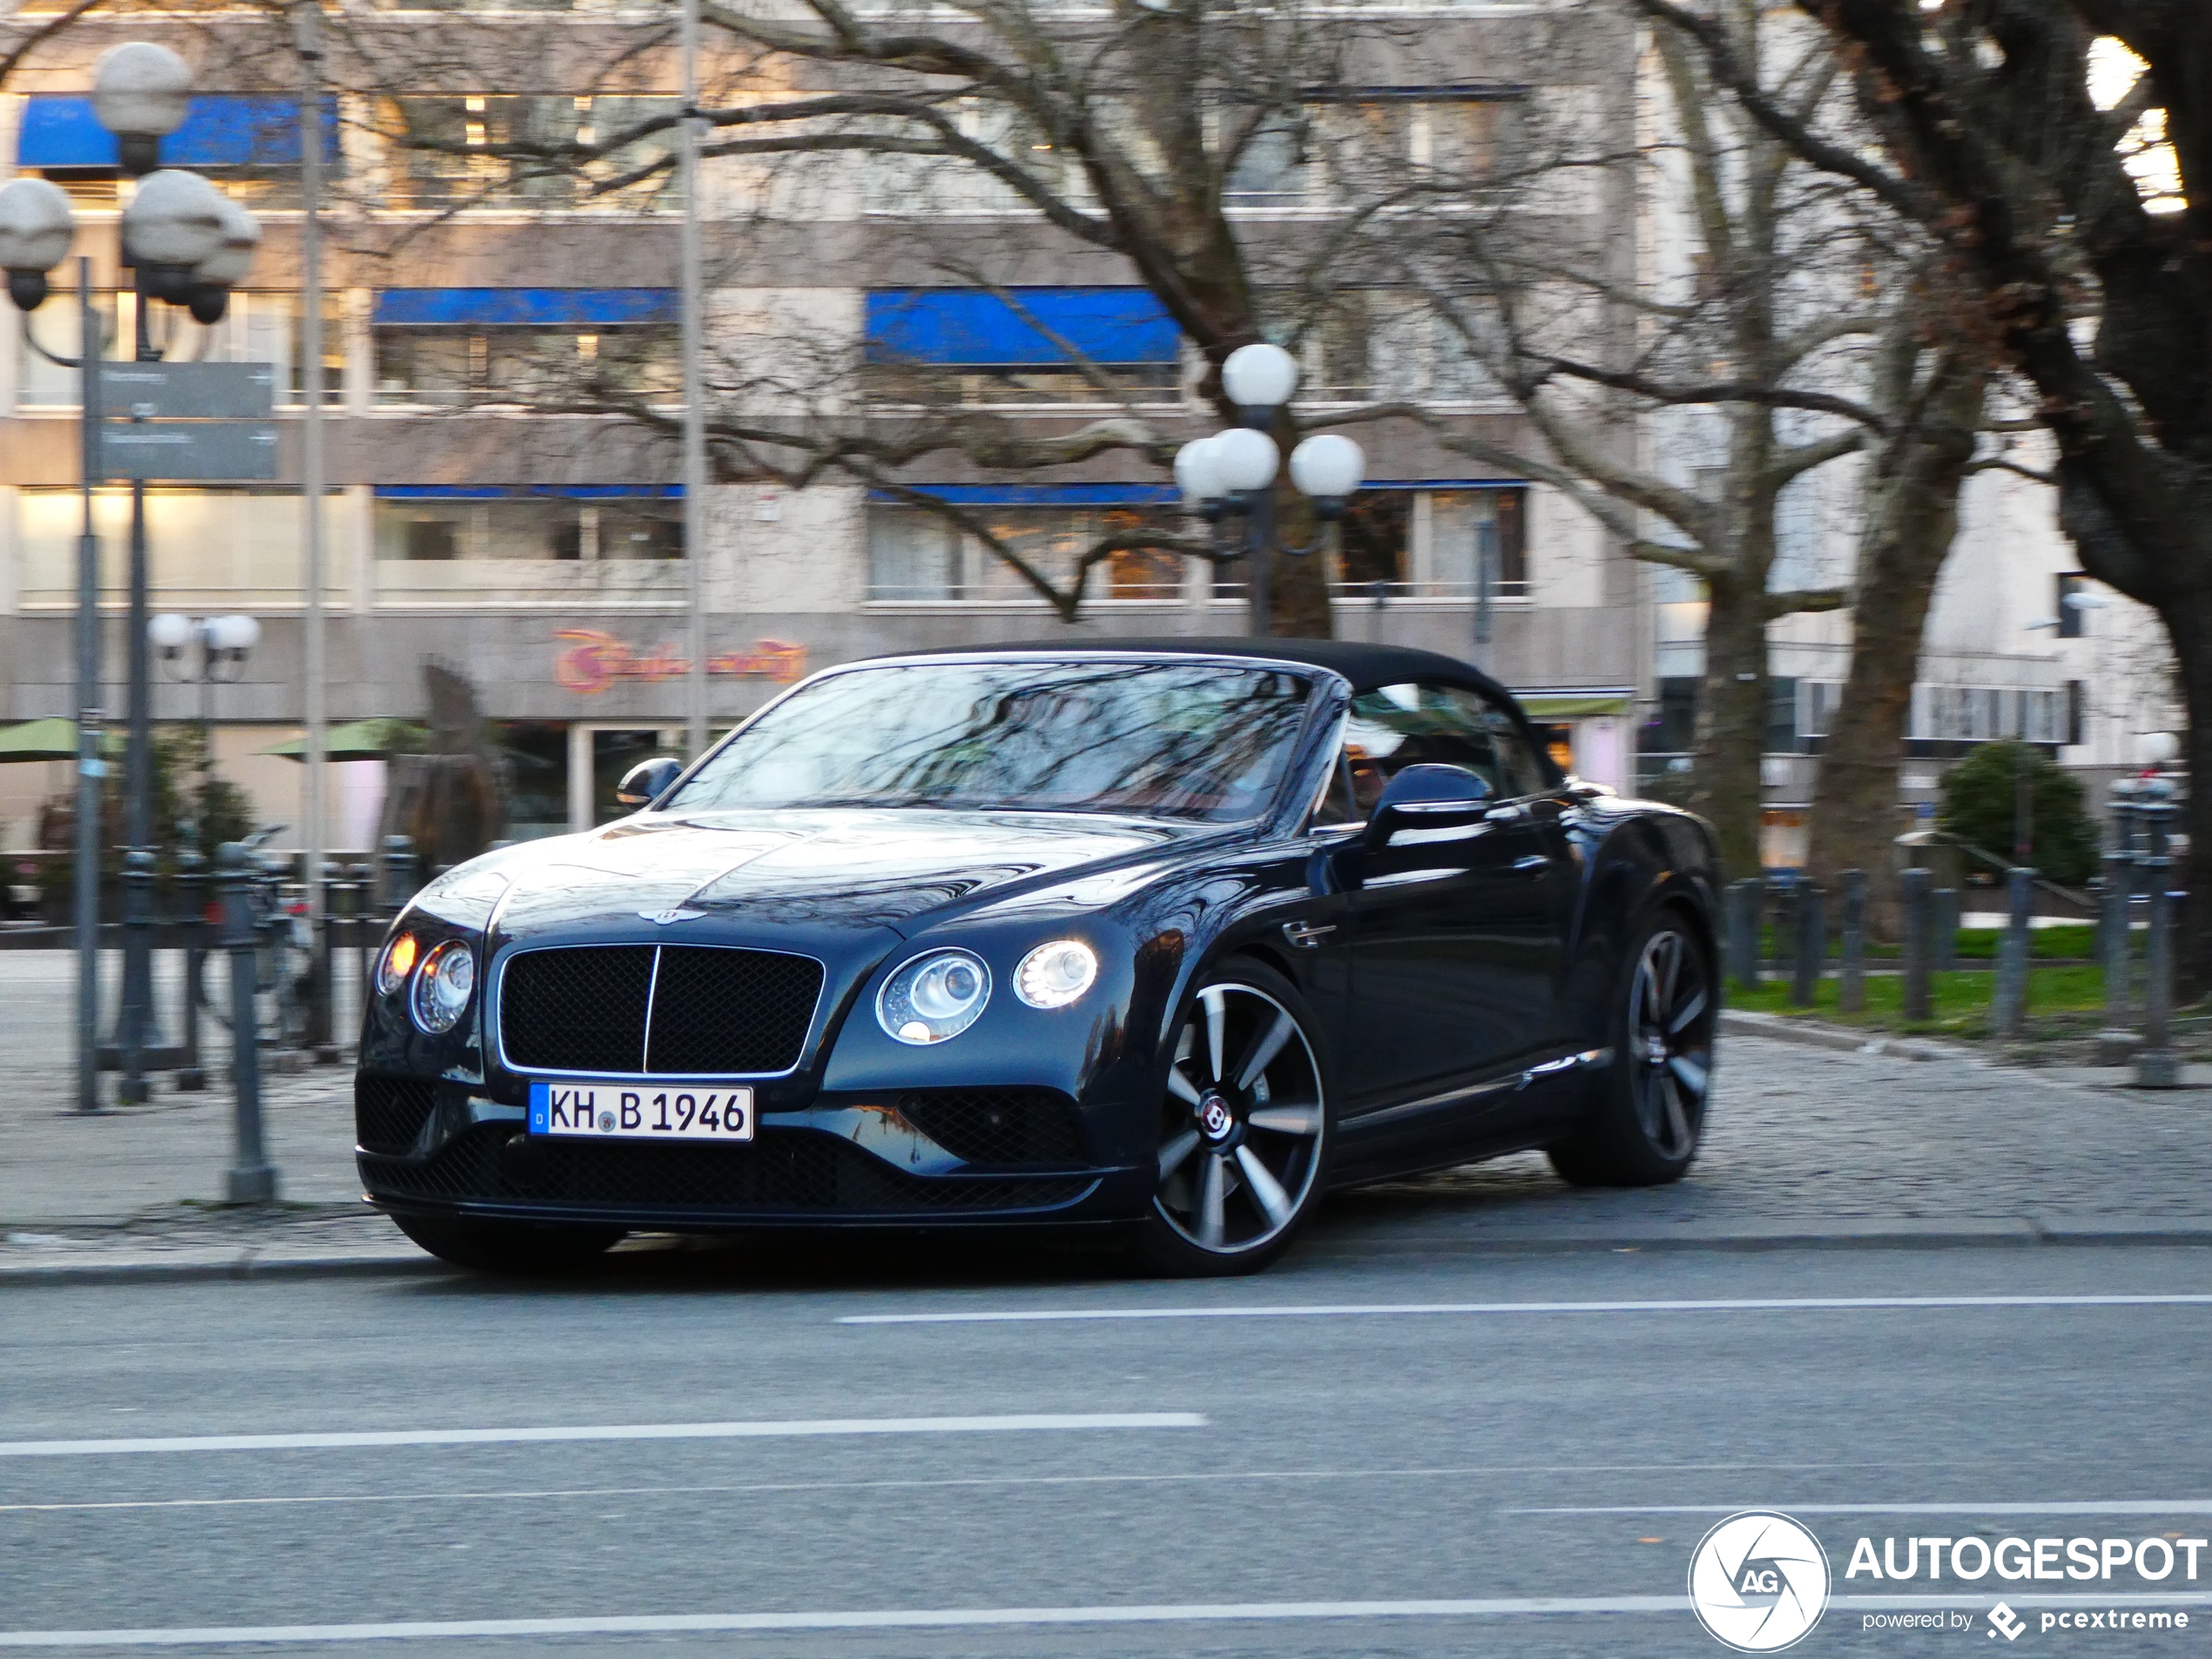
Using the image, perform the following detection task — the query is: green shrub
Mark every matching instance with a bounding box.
[1937,741,2099,886]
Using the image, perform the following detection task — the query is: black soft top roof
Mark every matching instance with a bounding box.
[889,636,1516,705]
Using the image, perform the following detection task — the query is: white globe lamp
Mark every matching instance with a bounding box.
[121,170,229,300]
[93,43,193,177]
[1174,435,1226,505]
[0,179,77,312]
[187,197,260,322]
[1212,427,1280,493]
[1221,341,1299,411]
[1289,433,1365,516]
[207,614,261,654]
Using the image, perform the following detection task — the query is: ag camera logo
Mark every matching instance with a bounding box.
[1689,1511,1831,1652]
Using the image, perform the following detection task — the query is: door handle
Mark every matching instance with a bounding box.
[1510,854,1550,875]
[1282,921,1338,948]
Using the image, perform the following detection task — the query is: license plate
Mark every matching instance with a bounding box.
[528,1082,755,1143]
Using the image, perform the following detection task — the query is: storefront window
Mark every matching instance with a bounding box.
[495,722,570,840]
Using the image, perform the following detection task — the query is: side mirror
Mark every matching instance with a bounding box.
[1366,763,1494,846]
[614,756,684,809]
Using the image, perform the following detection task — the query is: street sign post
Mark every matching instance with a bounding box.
[98,361,275,421]
[101,420,280,482]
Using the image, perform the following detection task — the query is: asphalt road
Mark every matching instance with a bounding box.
[3,1242,2210,1658]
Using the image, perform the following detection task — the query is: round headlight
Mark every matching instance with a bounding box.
[877,948,991,1045]
[377,932,418,998]
[1015,939,1098,1009]
[409,940,476,1035]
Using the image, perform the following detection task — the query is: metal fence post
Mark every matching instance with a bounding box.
[383,833,417,917]
[1900,867,1932,1022]
[1932,887,1959,974]
[1790,882,1824,1007]
[350,860,375,1016]
[1726,877,1764,988]
[219,843,276,1203]
[173,847,207,1091]
[1838,869,1866,1014]
[1992,866,2034,1039]
[2134,789,2181,1088]
[2098,786,2140,1065]
[309,860,339,1064]
[116,850,157,1104]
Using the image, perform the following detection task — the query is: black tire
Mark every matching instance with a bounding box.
[1548,907,1716,1188]
[1133,959,1333,1278]
[389,1214,625,1276]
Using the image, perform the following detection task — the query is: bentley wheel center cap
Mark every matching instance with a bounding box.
[1198,1092,1237,1143]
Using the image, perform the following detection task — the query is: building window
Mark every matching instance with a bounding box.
[2058,572,2088,638]
[866,501,1184,602]
[374,494,682,563]
[1224,115,1308,207]
[374,325,677,407]
[381,96,679,211]
[14,489,339,603]
[372,289,679,408]
[1428,488,1526,597]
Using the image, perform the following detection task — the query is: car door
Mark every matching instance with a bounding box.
[1339,682,1572,1121]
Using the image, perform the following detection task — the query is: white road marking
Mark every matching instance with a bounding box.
[0,1459,1916,1515]
[6,1595,2212,1648]
[839,1292,2212,1325]
[1521,1500,2212,1516]
[0,1412,1203,1460]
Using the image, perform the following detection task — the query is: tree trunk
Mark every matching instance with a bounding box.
[1271,539,1334,638]
[1689,570,1770,882]
[1805,362,1986,936]
[2163,592,2212,1003]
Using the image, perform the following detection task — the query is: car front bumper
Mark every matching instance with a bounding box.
[354,1073,1156,1232]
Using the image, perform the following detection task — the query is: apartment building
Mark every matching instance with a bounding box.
[0,1,1649,852]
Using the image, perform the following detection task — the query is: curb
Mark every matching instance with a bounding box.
[0,1251,442,1287]
[1720,1009,1962,1062]
[1314,1217,2212,1256]
[9,1218,2212,1285]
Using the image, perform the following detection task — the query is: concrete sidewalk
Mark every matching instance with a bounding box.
[3,943,2209,1279]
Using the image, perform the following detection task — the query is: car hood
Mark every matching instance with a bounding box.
[435,808,1206,941]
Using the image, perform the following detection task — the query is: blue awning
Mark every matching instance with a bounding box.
[373,289,679,327]
[17,96,340,169]
[870,484,1179,507]
[866,289,1180,367]
[871,482,1521,506]
[374,485,682,500]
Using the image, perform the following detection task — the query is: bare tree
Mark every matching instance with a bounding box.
[1636,0,2212,985]
[1348,3,1884,878]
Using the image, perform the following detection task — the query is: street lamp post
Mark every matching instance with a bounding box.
[0,43,260,1109]
[1175,344,1365,638]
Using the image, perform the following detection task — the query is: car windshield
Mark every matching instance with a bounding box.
[664,659,1317,823]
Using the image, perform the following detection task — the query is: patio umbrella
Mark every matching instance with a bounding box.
[0,718,123,762]
[259,718,428,762]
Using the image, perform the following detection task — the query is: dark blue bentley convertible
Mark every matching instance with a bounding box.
[355,640,1719,1276]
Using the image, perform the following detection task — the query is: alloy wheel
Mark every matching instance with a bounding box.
[1629,928,1711,1161]
[1154,981,1325,1254]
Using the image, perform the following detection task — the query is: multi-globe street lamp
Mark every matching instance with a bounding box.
[0,42,260,1109]
[1175,343,1366,637]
